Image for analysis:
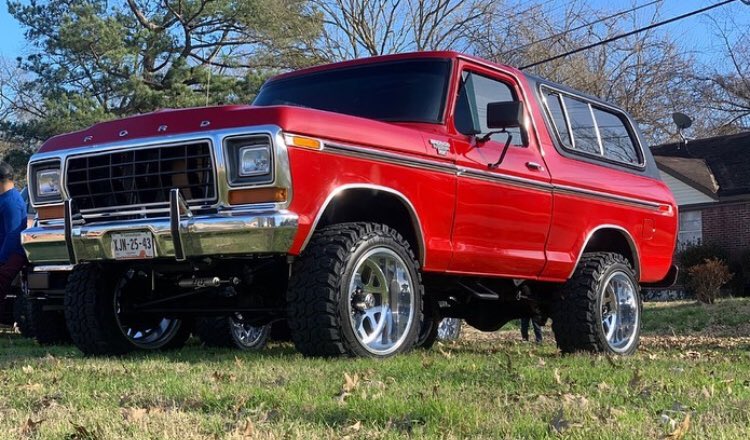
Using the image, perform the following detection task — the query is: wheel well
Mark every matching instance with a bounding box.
[314,188,424,264]
[580,228,639,276]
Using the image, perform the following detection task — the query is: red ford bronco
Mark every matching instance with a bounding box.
[22,51,678,357]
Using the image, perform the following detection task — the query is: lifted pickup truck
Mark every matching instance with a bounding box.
[22,51,677,357]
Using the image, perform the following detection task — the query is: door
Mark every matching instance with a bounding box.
[448,68,553,278]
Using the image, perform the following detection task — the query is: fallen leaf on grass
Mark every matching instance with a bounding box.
[664,413,691,440]
[604,353,619,368]
[336,372,360,404]
[121,407,148,423]
[21,382,43,392]
[561,393,589,408]
[343,372,359,393]
[18,418,43,436]
[437,345,453,359]
[212,371,237,383]
[345,421,362,433]
[241,418,255,438]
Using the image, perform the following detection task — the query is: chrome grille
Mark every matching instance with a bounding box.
[66,141,216,219]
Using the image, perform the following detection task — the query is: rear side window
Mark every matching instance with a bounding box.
[543,92,572,147]
[592,108,639,164]
[563,96,600,155]
[541,86,642,166]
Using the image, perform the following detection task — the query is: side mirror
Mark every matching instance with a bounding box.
[487,101,524,130]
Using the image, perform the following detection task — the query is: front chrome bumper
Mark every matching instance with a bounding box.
[22,190,298,264]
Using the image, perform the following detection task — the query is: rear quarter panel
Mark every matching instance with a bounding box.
[521,78,678,283]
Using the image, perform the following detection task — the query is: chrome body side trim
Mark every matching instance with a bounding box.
[323,140,663,210]
[553,184,662,210]
[299,183,426,266]
[569,224,641,279]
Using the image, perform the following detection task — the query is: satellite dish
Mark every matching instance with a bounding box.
[672,112,693,130]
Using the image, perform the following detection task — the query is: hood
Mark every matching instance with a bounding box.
[38,105,446,160]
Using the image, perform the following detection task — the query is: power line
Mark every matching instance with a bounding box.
[505,0,561,23]
[503,0,662,57]
[521,0,740,69]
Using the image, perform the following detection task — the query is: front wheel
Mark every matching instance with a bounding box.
[552,252,642,355]
[65,264,189,356]
[287,223,423,358]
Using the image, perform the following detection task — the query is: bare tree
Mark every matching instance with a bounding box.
[313,0,497,60]
[694,15,750,135]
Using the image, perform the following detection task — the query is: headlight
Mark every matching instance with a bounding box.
[29,161,63,205]
[224,135,274,186]
[239,145,271,177]
[37,169,61,197]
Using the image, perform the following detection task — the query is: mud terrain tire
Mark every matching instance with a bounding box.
[552,252,642,355]
[287,222,423,358]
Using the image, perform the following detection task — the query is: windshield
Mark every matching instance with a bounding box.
[253,59,451,124]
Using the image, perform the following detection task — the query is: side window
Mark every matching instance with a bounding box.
[592,108,639,164]
[543,91,572,148]
[455,71,522,144]
[563,96,600,155]
[542,87,642,166]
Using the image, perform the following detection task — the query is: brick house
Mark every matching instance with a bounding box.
[651,131,750,261]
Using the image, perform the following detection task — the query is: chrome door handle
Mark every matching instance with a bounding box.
[526,161,543,171]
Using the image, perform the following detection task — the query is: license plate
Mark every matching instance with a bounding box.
[111,232,155,260]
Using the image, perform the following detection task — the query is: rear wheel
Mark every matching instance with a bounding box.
[196,314,270,350]
[420,317,463,349]
[287,223,423,358]
[552,252,641,355]
[65,264,189,355]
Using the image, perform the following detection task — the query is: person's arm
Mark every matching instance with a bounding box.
[0,199,24,263]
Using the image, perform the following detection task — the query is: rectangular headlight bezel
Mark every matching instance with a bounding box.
[224,135,275,186]
[29,160,63,205]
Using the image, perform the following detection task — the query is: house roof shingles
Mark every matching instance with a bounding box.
[651,131,750,198]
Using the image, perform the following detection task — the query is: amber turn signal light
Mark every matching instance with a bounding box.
[284,134,322,150]
[36,205,65,220]
[228,187,287,205]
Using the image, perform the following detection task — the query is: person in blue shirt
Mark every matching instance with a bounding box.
[0,162,27,306]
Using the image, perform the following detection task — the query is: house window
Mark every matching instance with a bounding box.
[678,210,702,248]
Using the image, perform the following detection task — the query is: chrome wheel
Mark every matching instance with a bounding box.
[348,247,416,356]
[437,318,462,341]
[230,314,269,350]
[600,271,640,354]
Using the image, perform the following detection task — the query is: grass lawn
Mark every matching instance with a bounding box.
[1,299,749,439]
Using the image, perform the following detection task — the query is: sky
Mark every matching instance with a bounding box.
[0,0,748,62]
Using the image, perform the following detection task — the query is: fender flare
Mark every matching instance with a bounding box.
[569,224,641,279]
[299,183,427,266]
